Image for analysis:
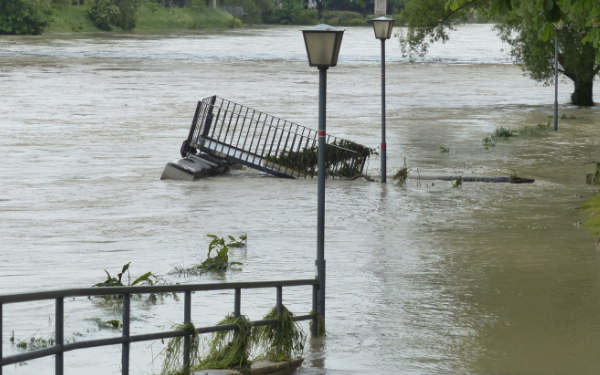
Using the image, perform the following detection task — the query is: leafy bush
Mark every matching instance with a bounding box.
[322,10,364,25]
[87,0,119,30]
[114,0,142,29]
[144,1,159,12]
[0,0,52,35]
[327,16,339,25]
[263,1,317,25]
[87,0,142,30]
[290,9,317,25]
[228,17,243,28]
[346,18,365,25]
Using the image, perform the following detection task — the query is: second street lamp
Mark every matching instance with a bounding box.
[301,24,344,333]
[372,16,395,183]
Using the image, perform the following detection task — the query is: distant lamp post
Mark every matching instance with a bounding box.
[371,16,395,183]
[553,20,564,132]
[301,24,344,332]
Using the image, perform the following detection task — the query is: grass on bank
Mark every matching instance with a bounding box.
[581,164,600,235]
[46,7,100,33]
[135,7,241,30]
[581,192,600,235]
[45,5,239,33]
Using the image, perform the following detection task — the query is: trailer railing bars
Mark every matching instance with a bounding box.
[182,96,372,179]
[0,279,319,375]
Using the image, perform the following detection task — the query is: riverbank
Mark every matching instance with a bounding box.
[45,6,240,34]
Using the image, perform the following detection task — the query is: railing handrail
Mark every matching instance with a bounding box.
[204,96,364,151]
[1,278,320,374]
[0,278,318,304]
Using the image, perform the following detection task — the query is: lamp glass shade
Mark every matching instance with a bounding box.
[302,24,344,68]
[372,16,395,39]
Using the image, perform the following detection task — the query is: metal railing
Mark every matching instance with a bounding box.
[0,279,319,375]
[182,96,372,179]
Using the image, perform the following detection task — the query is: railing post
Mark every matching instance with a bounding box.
[276,287,282,341]
[122,294,130,375]
[55,297,64,375]
[234,288,241,319]
[183,291,192,371]
[1,303,3,375]
[312,284,318,336]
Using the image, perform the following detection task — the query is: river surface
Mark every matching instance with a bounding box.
[1,24,600,374]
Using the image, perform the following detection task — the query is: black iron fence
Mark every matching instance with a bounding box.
[182,96,373,179]
[0,279,319,375]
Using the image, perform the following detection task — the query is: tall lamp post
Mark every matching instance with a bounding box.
[372,16,395,183]
[301,24,344,330]
[553,20,564,132]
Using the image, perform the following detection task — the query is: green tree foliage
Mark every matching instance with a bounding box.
[0,0,52,35]
[87,0,142,30]
[399,0,599,106]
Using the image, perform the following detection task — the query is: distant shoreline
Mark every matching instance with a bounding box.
[44,6,241,34]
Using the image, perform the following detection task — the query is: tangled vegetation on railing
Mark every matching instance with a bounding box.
[170,234,246,276]
[196,314,254,371]
[309,311,326,337]
[160,305,307,373]
[253,305,305,362]
[265,140,374,179]
[159,322,201,375]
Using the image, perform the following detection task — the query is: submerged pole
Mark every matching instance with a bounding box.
[316,67,327,322]
[380,39,387,183]
[554,33,559,132]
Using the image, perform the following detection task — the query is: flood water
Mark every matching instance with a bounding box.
[2,24,600,374]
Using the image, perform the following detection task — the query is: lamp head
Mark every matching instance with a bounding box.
[301,24,345,68]
[372,16,395,40]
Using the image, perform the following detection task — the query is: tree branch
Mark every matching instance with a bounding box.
[437,0,484,26]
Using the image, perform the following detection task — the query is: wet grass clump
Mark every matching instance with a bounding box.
[159,322,201,375]
[13,334,55,351]
[452,176,463,188]
[253,305,306,362]
[518,122,551,136]
[483,127,515,149]
[393,158,409,187]
[440,146,450,153]
[195,315,254,371]
[171,234,246,276]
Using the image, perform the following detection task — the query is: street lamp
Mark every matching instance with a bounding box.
[371,16,395,183]
[553,20,564,132]
[301,24,344,332]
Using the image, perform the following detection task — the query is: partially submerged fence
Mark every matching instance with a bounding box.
[181,96,373,179]
[0,279,319,375]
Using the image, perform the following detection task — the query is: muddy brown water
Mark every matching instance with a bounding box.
[1,24,600,374]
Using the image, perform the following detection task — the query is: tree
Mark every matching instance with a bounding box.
[0,0,52,35]
[399,0,599,106]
